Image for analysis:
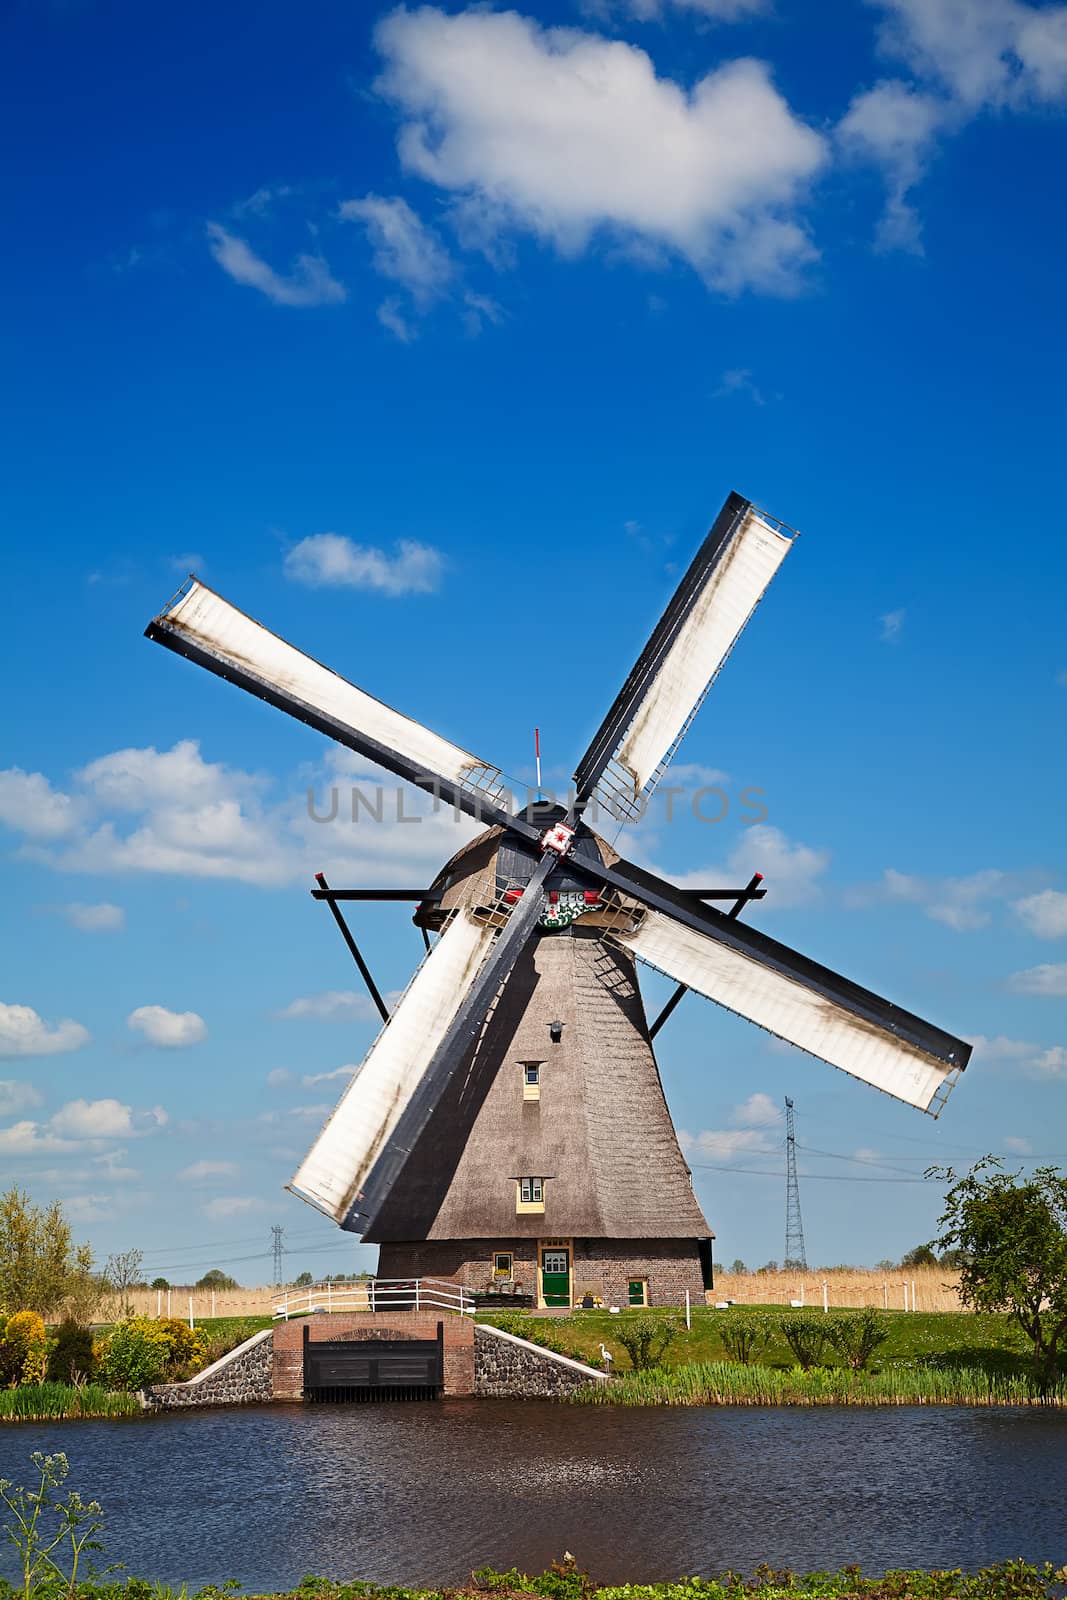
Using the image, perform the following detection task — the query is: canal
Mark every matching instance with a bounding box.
[2,1402,1065,1589]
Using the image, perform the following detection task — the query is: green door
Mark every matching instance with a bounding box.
[628,1279,647,1306]
[541,1248,570,1307]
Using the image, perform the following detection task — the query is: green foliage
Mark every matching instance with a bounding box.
[47,1319,95,1386]
[900,1244,938,1268]
[0,1314,48,1388]
[0,1452,104,1600]
[0,1190,99,1322]
[481,1312,601,1368]
[0,1383,141,1420]
[822,1310,890,1371]
[716,1313,771,1366]
[294,1272,314,1288]
[195,1270,238,1291]
[613,1314,678,1372]
[933,1158,1067,1385]
[570,1358,1067,1407]
[94,1317,207,1392]
[149,1278,170,1291]
[776,1311,829,1371]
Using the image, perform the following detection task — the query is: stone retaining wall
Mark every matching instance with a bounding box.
[148,1329,273,1409]
[474,1322,607,1397]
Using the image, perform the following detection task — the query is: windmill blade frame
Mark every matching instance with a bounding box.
[573,492,795,822]
[560,850,971,1116]
[290,851,557,1234]
[146,578,534,836]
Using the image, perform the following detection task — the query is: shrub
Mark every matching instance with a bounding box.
[150,1277,170,1290]
[824,1308,890,1371]
[777,1310,829,1370]
[94,1317,206,1391]
[717,1311,771,1366]
[614,1315,678,1372]
[47,1318,96,1385]
[0,1310,49,1387]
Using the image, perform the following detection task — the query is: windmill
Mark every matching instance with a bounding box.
[146,490,971,1308]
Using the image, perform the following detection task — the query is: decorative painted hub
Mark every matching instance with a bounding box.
[540,889,600,930]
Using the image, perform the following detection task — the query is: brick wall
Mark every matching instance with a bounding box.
[474,1324,605,1397]
[271,1311,476,1398]
[378,1238,705,1307]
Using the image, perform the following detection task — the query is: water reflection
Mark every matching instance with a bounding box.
[1,1402,1065,1590]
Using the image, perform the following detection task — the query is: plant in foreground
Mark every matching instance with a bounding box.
[614,1315,678,1373]
[717,1313,771,1367]
[0,1451,104,1600]
[776,1310,828,1371]
[823,1309,890,1372]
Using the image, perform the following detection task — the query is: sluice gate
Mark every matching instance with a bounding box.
[301,1320,444,1402]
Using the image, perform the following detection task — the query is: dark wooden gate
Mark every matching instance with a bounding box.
[302,1320,444,1401]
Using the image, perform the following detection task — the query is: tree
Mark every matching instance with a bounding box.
[614,1315,678,1372]
[934,1159,1067,1385]
[718,1312,771,1366]
[103,1250,144,1319]
[294,1271,314,1287]
[824,1309,890,1371]
[0,1189,97,1320]
[195,1269,238,1290]
[729,1259,747,1275]
[150,1278,170,1291]
[900,1243,938,1268]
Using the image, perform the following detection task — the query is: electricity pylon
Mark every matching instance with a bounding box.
[784,1097,808,1269]
[270,1224,286,1286]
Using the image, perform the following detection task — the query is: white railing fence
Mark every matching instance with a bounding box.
[271,1276,475,1321]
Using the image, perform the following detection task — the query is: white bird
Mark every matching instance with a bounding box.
[599,1342,613,1369]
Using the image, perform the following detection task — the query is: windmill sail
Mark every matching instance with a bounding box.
[289,908,501,1227]
[574,493,793,820]
[588,857,969,1115]
[146,579,508,820]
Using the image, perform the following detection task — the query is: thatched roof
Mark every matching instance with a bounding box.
[369,827,709,1243]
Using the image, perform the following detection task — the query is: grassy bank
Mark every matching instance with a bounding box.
[1,1562,1064,1600]
[568,1359,1066,1407]
[0,1383,143,1421]
[476,1307,1033,1377]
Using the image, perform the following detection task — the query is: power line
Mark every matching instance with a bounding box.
[691,1161,928,1183]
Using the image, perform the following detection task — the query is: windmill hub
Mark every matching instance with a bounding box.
[145,490,971,1310]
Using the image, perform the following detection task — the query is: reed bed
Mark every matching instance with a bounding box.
[0,1383,143,1421]
[571,1360,1064,1407]
[710,1267,963,1313]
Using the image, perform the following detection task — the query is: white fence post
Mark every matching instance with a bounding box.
[188,1296,194,1331]
[911,1278,917,1312]
[685,1288,691,1330]
[415,1278,421,1312]
[156,1287,162,1318]
[167,1289,172,1318]
[211,1290,216,1319]
[822,1280,828,1313]
[327,1280,332,1315]
[883,1281,888,1310]
[903,1281,909,1312]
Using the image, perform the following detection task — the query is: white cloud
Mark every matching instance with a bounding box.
[867,865,1026,931]
[301,1064,359,1087]
[276,991,386,1022]
[61,902,125,933]
[0,769,82,839]
[679,1126,776,1161]
[1008,963,1067,995]
[1002,1134,1032,1154]
[731,1091,782,1127]
[462,290,504,334]
[50,1098,168,1140]
[0,1080,43,1116]
[0,1122,74,1155]
[266,1067,293,1087]
[0,1002,89,1059]
[618,0,768,17]
[713,367,767,404]
[206,223,346,307]
[179,1159,239,1182]
[284,534,443,595]
[374,7,827,294]
[1014,890,1067,939]
[3,740,482,890]
[203,1195,265,1220]
[970,1033,1067,1076]
[377,296,416,341]
[880,606,906,642]
[873,0,1067,109]
[340,194,454,304]
[838,82,945,252]
[665,824,829,909]
[127,1005,207,1049]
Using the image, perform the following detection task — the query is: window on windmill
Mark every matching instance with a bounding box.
[520,1060,543,1101]
[517,1176,545,1213]
[493,1251,514,1279]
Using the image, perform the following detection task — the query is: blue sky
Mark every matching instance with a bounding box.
[2,0,1066,1286]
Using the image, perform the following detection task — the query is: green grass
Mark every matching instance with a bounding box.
[0,1383,143,1421]
[475,1306,1034,1379]
[3,1561,1066,1600]
[568,1359,1065,1407]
